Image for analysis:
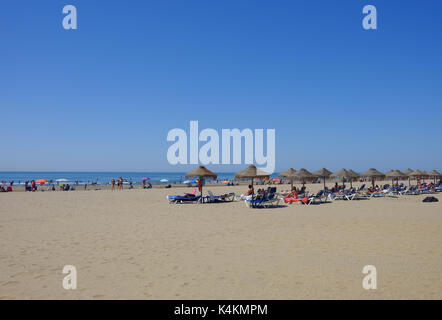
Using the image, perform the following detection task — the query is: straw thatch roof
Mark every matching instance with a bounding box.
[409,169,424,177]
[428,170,441,177]
[293,168,313,180]
[234,165,270,179]
[185,166,217,179]
[347,169,360,178]
[421,170,429,176]
[403,168,413,175]
[313,168,332,178]
[360,168,384,177]
[385,169,407,178]
[330,168,350,178]
[278,168,297,178]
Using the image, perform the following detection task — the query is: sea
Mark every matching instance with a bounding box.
[0,172,280,186]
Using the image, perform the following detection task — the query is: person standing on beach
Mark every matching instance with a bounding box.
[118,177,123,190]
[111,178,116,190]
[25,181,29,191]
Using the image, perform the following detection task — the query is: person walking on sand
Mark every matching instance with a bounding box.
[118,177,123,190]
[111,178,116,190]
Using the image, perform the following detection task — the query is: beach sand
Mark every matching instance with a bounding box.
[1,183,441,299]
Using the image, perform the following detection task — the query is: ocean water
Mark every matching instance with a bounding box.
[0,172,280,185]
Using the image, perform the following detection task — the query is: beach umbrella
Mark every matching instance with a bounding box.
[35,179,48,185]
[182,179,195,184]
[347,169,360,188]
[313,168,332,190]
[293,168,313,187]
[385,170,406,186]
[421,170,429,183]
[331,169,351,188]
[428,170,441,183]
[235,165,270,186]
[408,169,423,177]
[360,168,384,188]
[278,168,297,189]
[403,169,413,186]
[408,170,424,185]
[185,166,218,199]
[160,179,169,183]
[56,178,69,182]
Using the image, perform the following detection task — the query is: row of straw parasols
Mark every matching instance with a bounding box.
[184,165,441,199]
[278,168,441,189]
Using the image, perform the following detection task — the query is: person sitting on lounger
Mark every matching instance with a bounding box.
[284,188,309,204]
[289,188,298,199]
[240,185,254,200]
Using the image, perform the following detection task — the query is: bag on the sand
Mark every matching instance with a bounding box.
[422,196,439,203]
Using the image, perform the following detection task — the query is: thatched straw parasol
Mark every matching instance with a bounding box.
[346,169,360,188]
[234,165,270,186]
[428,170,441,183]
[360,168,385,187]
[293,168,313,187]
[185,166,217,199]
[278,168,297,189]
[331,168,351,188]
[407,169,424,186]
[403,169,413,186]
[409,169,424,177]
[313,168,332,190]
[385,169,406,186]
[421,170,429,183]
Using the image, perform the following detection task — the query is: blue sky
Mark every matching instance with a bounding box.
[1,0,441,172]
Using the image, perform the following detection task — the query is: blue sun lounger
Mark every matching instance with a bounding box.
[167,195,202,204]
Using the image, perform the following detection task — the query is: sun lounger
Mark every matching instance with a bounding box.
[167,195,202,204]
[246,188,280,208]
[284,196,309,204]
[403,186,419,195]
[203,191,235,203]
[328,188,357,201]
[306,190,326,204]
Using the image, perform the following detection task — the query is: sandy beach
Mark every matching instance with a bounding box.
[1,183,441,300]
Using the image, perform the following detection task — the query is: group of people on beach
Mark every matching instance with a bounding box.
[0,180,14,192]
[110,177,135,190]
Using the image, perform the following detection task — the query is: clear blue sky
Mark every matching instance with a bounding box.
[1,0,441,172]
